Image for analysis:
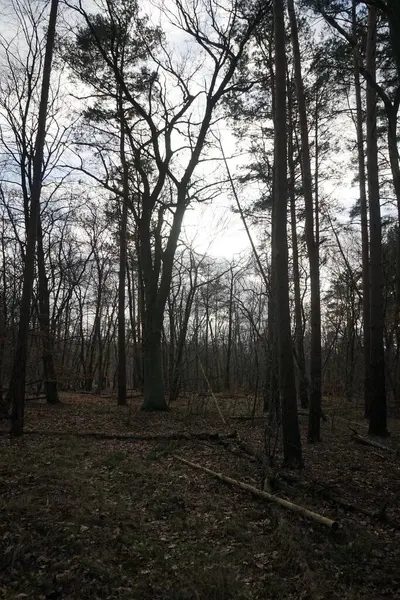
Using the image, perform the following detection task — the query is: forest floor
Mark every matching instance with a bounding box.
[0,393,400,600]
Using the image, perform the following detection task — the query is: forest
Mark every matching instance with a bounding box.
[0,0,399,598]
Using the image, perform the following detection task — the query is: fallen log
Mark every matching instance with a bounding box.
[349,428,396,454]
[212,433,398,527]
[277,472,378,519]
[173,455,339,530]
[25,395,48,402]
[222,440,398,526]
[0,430,238,442]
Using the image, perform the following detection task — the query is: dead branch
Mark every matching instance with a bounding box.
[173,455,339,530]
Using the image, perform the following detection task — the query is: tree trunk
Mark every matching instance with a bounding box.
[273,0,303,467]
[117,98,128,406]
[141,310,167,411]
[366,7,388,436]
[95,313,103,394]
[225,267,234,391]
[287,0,321,443]
[386,0,400,81]
[352,0,371,418]
[126,258,142,389]
[0,223,8,415]
[7,0,59,436]
[37,220,59,403]
[288,93,309,410]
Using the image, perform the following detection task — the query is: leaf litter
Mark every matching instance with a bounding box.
[0,393,399,599]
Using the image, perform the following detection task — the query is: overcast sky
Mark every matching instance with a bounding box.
[0,0,366,263]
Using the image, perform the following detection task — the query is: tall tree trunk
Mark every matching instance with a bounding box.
[95,312,103,394]
[352,0,371,418]
[0,223,8,414]
[117,98,128,406]
[7,0,59,436]
[288,94,309,410]
[225,267,234,391]
[366,7,388,436]
[37,220,59,403]
[287,0,321,443]
[273,0,303,466]
[126,259,141,388]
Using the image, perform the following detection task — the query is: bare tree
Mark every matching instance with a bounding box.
[7,0,60,435]
[62,0,269,410]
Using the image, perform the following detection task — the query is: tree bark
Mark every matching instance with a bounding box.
[141,310,167,411]
[385,0,400,81]
[366,7,388,436]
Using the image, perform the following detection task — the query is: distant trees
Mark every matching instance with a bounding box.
[1,0,399,455]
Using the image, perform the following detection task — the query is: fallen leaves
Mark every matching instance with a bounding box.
[0,393,399,599]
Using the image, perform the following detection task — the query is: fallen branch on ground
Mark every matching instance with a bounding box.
[173,454,339,530]
[349,428,396,454]
[0,430,238,442]
[277,472,381,520]
[214,436,396,525]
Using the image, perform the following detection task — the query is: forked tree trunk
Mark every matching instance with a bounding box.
[7,0,59,436]
[273,0,303,467]
[366,7,388,436]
